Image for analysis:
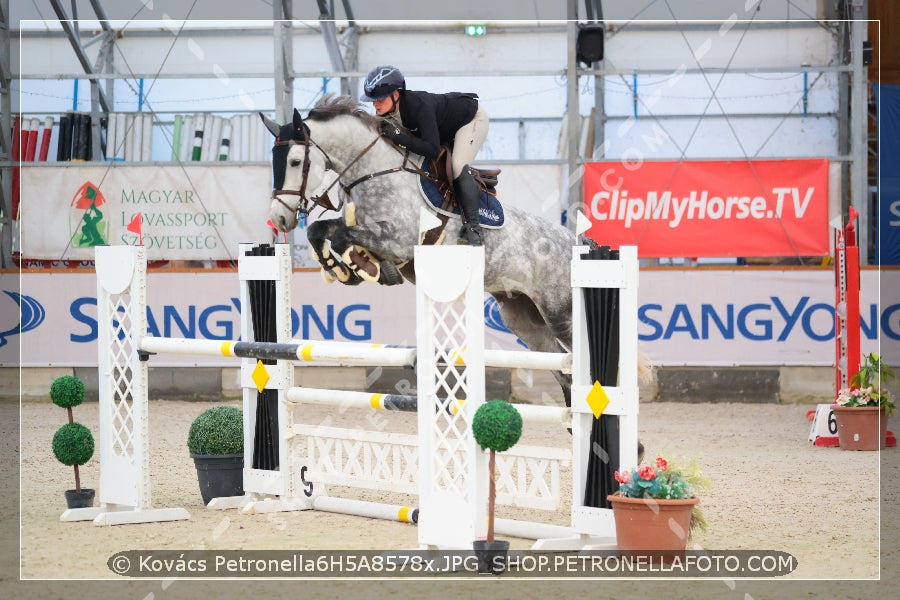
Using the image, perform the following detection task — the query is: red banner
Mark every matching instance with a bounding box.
[583,159,830,258]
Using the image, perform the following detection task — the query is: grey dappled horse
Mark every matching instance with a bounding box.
[261,95,577,406]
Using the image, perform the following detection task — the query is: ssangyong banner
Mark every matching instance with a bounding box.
[19,165,273,261]
[1,268,895,368]
[583,159,830,258]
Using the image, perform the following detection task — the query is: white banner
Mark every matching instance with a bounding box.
[20,165,273,261]
[637,269,889,366]
[1,268,894,368]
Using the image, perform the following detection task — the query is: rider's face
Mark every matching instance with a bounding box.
[372,91,399,116]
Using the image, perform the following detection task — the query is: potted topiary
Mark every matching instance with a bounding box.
[187,405,244,505]
[471,399,523,575]
[50,375,95,509]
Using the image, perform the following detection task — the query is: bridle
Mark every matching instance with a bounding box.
[271,125,436,221]
[270,137,337,216]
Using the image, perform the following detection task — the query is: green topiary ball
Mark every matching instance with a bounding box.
[472,400,523,453]
[50,376,85,409]
[52,422,95,466]
[187,406,244,455]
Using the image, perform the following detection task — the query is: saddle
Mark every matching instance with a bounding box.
[429,146,501,207]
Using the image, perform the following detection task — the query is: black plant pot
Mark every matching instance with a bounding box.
[191,453,244,506]
[473,539,510,575]
[64,488,95,509]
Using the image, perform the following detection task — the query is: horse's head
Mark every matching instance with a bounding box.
[260,108,333,231]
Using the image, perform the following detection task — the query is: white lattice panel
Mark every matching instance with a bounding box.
[495,445,572,510]
[293,424,569,511]
[294,424,419,494]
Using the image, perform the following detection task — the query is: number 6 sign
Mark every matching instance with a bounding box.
[808,404,839,447]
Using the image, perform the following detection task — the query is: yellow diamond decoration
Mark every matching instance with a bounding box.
[251,360,270,393]
[585,380,610,419]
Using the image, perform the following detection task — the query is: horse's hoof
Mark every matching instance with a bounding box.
[378,260,404,286]
[333,264,352,283]
[342,246,380,283]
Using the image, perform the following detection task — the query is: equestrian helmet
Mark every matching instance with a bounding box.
[360,65,405,102]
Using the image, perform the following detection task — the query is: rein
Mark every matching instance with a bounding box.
[343,139,432,193]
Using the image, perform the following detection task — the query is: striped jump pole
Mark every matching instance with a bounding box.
[139,336,570,372]
[139,337,417,367]
[284,386,570,425]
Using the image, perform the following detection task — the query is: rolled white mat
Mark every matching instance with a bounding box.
[140,113,153,161]
[124,114,135,161]
[114,112,126,161]
[233,115,244,162]
[239,114,250,162]
[105,113,118,161]
[130,113,143,162]
[219,122,232,160]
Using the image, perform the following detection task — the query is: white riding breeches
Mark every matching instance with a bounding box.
[451,104,489,178]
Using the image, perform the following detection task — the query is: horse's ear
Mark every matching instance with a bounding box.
[259,112,281,138]
[292,108,310,141]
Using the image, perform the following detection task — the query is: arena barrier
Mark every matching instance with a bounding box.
[69,238,640,552]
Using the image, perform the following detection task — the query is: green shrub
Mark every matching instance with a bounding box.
[472,400,522,453]
[50,376,85,409]
[52,423,95,466]
[187,406,244,455]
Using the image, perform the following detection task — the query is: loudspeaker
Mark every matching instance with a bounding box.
[576,23,605,66]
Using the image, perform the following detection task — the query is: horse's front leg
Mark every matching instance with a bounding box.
[307,218,364,286]
[328,221,405,286]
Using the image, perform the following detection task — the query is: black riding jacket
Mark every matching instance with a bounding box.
[391,89,478,160]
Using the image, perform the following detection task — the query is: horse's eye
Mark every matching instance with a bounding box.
[290,159,301,167]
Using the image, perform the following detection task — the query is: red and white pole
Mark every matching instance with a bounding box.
[834,210,861,393]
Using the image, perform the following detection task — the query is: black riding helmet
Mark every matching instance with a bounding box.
[360,65,405,102]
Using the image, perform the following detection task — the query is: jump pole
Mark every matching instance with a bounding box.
[138,336,570,372]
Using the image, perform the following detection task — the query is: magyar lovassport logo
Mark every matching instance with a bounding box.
[69,181,109,248]
[0,291,46,347]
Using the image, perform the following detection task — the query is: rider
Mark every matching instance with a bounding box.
[360,65,488,246]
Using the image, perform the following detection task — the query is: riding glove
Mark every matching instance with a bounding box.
[379,121,405,145]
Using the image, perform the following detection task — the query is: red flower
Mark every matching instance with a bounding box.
[655,457,668,471]
[614,469,631,484]
[638,465,657,481]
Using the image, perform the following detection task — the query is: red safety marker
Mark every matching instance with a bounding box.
[126,212,143,246]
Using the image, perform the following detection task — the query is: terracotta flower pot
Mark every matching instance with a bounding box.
[832,405,888,451]
[608,495,698,560]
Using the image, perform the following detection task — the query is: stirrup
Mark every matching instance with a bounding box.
[458,223,483,246]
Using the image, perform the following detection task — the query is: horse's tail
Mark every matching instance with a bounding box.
[638,352,655,386]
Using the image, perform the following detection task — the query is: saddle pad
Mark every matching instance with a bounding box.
[418,158,504,228]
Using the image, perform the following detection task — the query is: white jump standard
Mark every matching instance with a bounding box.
[80,241,640,553]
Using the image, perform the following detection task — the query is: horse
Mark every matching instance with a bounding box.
[261,94,580,406]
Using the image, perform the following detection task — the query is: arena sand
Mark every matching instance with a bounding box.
[4,394,899,599]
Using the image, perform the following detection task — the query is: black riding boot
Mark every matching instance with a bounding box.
[454,167,484,246]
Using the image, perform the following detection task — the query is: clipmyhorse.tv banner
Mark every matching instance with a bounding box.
[583,159,829,258]
[19,165,273,261]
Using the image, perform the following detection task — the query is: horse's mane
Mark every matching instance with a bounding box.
[307,93,381,130]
